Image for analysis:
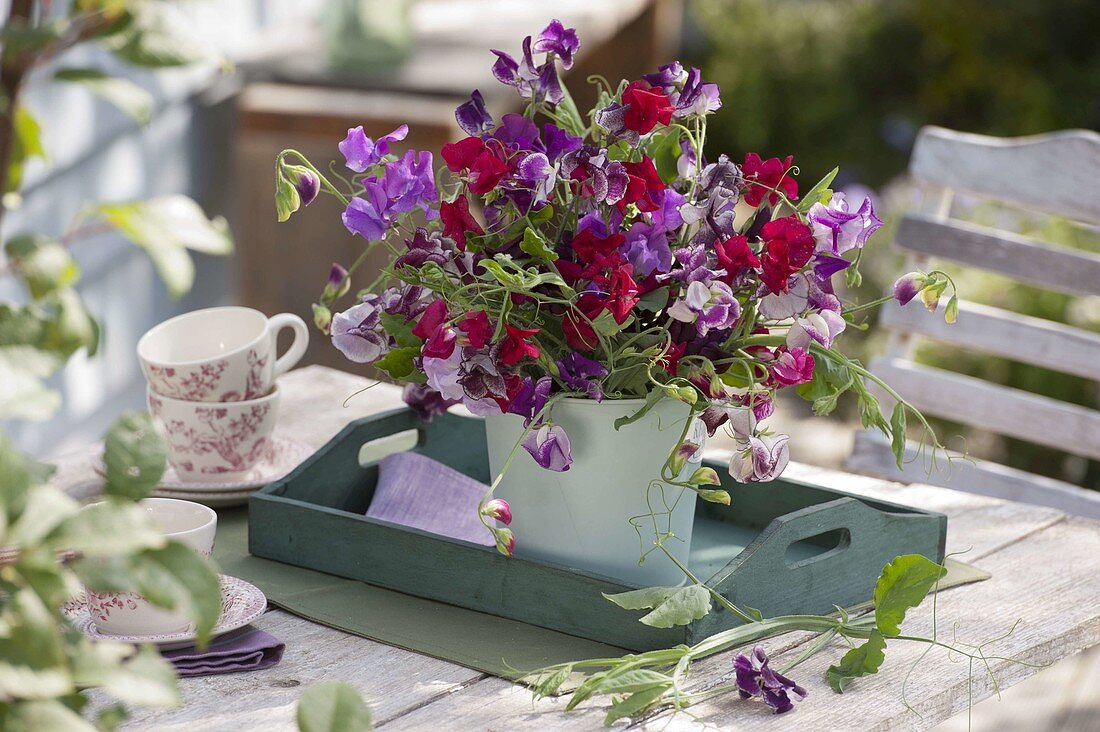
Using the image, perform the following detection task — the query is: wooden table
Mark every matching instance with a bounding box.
[63,366,1100,730]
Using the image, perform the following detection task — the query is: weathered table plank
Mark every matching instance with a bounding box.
[63,367,1100,730]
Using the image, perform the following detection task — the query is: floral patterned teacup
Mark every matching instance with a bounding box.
[85,498,217,636]
[138,307,308,402]
[148,385,281,483]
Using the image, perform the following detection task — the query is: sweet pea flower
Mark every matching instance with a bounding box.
[701,402,757,438]
[500,324,540,365]
[807,193,883,255]
[557,352,608,400]
[439,195,484,250]
[734,646,807,714]
[517,152,557,204]
[491,36,564,104]
[494,527,516,556]
[402,383,457,422]
[339,124,408,172]
[787,310,846,349]
[668,280,742,336]
[729,434,791,483]
[394,228,456,271]
[284,164,319,206]
[532,19,580,68]
[331,298,389,364]
[522,423,573,471]
[620,80,675,134]
[322,263,350,300]
[771,346,815,385]
[423,348,464,402]
[454,89,493,136]
[893,272,925,305]
[508,375,552,424]
[742,153,798,208]
[481,498,513,525]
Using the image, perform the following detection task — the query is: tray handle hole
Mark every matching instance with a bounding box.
[784,528,851,569]
[358,429,421,466]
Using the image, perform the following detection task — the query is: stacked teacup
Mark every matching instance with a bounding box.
[138,307,308,487]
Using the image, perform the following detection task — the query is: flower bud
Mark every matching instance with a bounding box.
[668,441,700,475]
[892,272,923,306]
[480,498,512,525]
[920,283,941,312]
[312,303,332,333]
[689,467,721,486]
[285,164,320,207]
[665,385,697,405]
[274,171,301,223]
[695,489,731,505]
[944,294,958,324]
[494,527,516,557]
[323,263,351,301]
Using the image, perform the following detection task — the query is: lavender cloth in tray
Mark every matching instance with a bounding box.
[162,628,284,677]
[367,452,496,546]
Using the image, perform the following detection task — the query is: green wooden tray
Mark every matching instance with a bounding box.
[249,408,947,651]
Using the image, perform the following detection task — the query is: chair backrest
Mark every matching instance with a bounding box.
[847,126,1100,518]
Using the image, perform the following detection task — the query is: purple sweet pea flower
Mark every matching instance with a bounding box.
[394,228,457,271]
[729,434,791,484]
[342,181,394,241]
[455,89,493,136]
[757,274,810,320]
[680,154,741,241]
[807,193,883,255]
[458,348,507,406]
[517,152,556,204]
[382,149,438,218]
[284,164,319,206]
[678,138,699,179]
[378,283,433,320]
[532,19,580,69]
[542,123,583,161]
[560,146,629,204]
[491,36,564,104]
[701,402,756,438]
[787,309,846,349]
[492,113,541,151]
[522,423,572,471]
[339,124,408,173]
[643,61,688,89]
[331,298,389,364]
[666,244,725,284]
[508,375,552,425]
[674,67,722,118]
[668,280,742,336]
[893,272,924,305]
[403,382,458,422]
[622,222,674,277]
[557,353,608,400]
[734,646,807,714]
[593,101,638,145]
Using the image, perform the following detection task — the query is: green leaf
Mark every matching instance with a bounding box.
[7,106,46,193]
[0,348,63,421]
[603,685,668,725]
[372,346,419,380]
[379,312,420,349]
[72,642,179,707]
[58,502,165,557]
[0,435,54,515]
[889,403,907,470]
[296,681,374,732]
[89,195,233,297]
[827,630,886,693]
[4,236,80,300]
[0,699,97,732]
[128,542,221,647]
[873,554,947,637]
[0,588,71,698]
[635,286,669,313]
[6,487,78,547]
[646,130,682,183]
[102,412,167,500]
[41,289,100,358]
[613,388,666,430]
[603,584,711,628]
[54,67,154,124]
[101,3,216,68]
[591,669,671,695]
[796,166,839,212]
[519,227,558,262]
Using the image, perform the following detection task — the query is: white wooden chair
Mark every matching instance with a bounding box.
[846,126,1100,519]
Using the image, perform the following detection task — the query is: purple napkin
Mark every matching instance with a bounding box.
[162,628,284,677]
[367,452,496,546]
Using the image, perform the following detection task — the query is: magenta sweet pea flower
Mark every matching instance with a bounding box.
[771,346,814,386]
[728,434,790,483]
[331,298,389,364]
[787,310,846,349]
[807,193,883,255]
[734,646,807,714]
[522,423,572,472]
[339,124,408,172]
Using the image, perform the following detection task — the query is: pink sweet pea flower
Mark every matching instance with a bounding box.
[771,346,814,386]
[481,498,512,525]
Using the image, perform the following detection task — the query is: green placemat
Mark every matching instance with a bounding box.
[213,508,989,680]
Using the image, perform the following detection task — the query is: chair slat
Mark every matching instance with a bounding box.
[847,431,1100,519]
[880,299,1100,381]
[869,357,1100,461]
[894,213,1100,296]
[909,126,1100,223]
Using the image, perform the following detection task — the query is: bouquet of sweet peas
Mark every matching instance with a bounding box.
[275,19,953,551]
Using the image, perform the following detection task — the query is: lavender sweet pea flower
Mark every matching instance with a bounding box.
[532,19,580,69]
[342,181,394,241]
[517,152,557,204]
[331,299,389,364]
[382,149,438,218]
[668,280,742,336]
[455,89,493,136]
[734,646,807,714]
[491,36,563,104]
[403,383,458,422]
[557,353,608,400]
[674,67,722,118]
[757,274,810,321]
[680,154,741,240]
[339,124,408,173]
[522,423,572,471]
[492,113,541,151]
[787,309,846,349]
[379,283,433,320]
[424,348,464,402]
[729,434,791,483]
[623,223,674,277]
[643,61,688,89]
[893,272,924,305]
[666,244,725,284]
[593,101,639,145]
[807,193,884,255]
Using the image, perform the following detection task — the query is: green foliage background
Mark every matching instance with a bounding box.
[688,0,1100,488]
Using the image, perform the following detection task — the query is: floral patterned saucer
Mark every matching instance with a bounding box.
[154,436,313,491]
[62,575,267,651]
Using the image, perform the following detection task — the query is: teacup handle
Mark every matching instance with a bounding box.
[266,313,309,378]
